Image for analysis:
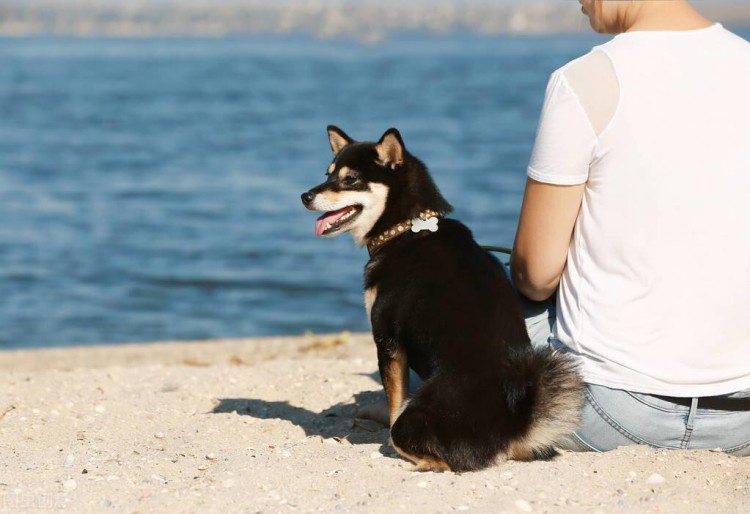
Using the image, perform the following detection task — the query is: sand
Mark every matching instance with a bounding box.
[0,331,747,513]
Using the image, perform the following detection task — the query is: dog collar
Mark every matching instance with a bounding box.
[367,209,443,256]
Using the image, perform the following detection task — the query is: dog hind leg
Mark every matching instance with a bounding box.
[389,404,452,472]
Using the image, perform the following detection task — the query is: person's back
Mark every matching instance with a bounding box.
[512,0,750,453]
[540,24,750,396]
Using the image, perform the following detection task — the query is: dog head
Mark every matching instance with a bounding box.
[301,126,452,248]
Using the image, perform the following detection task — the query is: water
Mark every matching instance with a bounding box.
[0,32,666,348]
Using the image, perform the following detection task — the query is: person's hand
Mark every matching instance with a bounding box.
[355,399,389,427]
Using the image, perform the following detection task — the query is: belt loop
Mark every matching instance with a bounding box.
[686,397,699,430]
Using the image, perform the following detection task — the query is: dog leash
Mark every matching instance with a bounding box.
[481,245,512,255]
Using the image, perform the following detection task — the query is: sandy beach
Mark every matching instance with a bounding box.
[1,332,747,513]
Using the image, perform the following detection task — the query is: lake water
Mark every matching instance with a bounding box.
[1,31,744,348]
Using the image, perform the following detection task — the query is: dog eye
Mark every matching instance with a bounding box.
[342,176,357,185]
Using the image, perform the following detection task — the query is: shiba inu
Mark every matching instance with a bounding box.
[301,126,583,472]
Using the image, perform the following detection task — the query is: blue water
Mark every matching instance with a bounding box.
[6,31,741,349]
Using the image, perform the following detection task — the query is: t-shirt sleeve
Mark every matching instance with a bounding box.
[527,69,597,185]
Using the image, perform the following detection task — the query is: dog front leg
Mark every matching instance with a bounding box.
[377,344,409,427]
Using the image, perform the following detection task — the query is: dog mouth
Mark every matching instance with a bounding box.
[315,205,363,236]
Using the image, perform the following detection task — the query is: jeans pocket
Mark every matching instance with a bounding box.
[577,384,696,450]
[573,385,652,451]
[691,408,750,452]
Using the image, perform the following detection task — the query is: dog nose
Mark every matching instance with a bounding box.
[301,192,314,206]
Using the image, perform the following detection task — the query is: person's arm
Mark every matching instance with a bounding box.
[510,55,615,300]
[511,179,585,301]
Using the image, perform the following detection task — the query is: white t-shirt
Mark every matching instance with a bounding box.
[528,23,750,396]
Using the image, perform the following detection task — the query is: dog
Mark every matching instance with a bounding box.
[301,126,583,472]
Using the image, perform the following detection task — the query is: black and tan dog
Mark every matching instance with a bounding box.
[301,126,583,472]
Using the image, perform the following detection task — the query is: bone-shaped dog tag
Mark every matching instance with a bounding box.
[411,217,439,233]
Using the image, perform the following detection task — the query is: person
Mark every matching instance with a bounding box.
[511,0,750,454]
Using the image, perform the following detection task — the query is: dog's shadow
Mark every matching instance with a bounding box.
[211,371,392,448]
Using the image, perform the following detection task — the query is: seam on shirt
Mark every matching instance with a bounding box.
[556,71,600,173]
[588,47,622,141]
[559,48,622,144]
[558,71,600,143]
[527,166,588,185]
[574,190,588,366]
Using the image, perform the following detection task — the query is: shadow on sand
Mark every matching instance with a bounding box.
[211,371,391,447]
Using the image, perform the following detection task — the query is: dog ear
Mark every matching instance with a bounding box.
[327,125,353,156]
[375,128,405,169]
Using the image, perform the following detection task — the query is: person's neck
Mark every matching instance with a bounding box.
[621,1,713,33]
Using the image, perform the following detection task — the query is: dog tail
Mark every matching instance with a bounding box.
[505,347,584,461]
[389,347,584,472]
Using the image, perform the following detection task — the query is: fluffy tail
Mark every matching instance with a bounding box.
[505,347,584,461]
[389,347,584,472]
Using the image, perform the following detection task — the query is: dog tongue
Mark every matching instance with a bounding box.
[315,206,353,236]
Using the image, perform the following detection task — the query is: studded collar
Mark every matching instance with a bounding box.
[366,209,443,256]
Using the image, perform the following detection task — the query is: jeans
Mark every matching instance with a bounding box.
[521,294,750,456]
